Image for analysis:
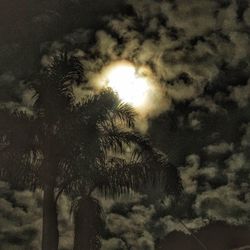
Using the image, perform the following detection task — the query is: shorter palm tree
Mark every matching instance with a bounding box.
[57,89,182,250]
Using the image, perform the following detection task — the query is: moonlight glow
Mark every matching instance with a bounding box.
[99,61,152,108]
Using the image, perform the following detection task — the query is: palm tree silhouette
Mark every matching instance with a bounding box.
[30,52,84,250]
[58,89,182,250]
[0,52,182,250]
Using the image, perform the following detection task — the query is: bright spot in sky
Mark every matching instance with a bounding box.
[100,61,152,108]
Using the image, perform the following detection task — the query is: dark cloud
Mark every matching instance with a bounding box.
[204,141,234,155]
[0,0,126,102]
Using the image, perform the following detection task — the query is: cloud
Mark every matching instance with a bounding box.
[178,137,250,227]
[33,0,250,135]
[204,141,234,155]
[162,0,219,37]
[0,182,42,250]
[217,0,239,32]
[194,185,250,225]
[191,96,226,113]
[180,154,229,193]
[76,0,250,125]
[101,238,127,250]
[180,154,200,194]
[225,152,246,171]
[105,203,156,250]
[229,79,250,108]
[167,82,203,102]
[244,7,250,26]
[188,112,202,130]
[0,181,74,250]
[154,215,209,236]
[223,151,250,185]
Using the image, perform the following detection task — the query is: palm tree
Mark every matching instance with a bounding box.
[30,52,84,250]
[0,52,182,250]
[58,90,182,250]
[0,53,84,250]
[0,52,99,250]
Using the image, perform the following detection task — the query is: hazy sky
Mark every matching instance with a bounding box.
[1,0,250,249]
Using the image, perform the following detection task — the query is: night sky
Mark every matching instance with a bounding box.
[0,0,250,249]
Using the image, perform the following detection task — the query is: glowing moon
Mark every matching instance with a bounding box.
[99,61,152,108]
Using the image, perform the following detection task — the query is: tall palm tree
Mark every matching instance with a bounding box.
[30,52,84,250]
[58,90,182,250]
[0,53,84,250]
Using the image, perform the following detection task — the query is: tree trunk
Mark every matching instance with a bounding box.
[73,196,102,250]
[42,184,59,250]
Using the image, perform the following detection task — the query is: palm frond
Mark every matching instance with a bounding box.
[78,89,118,123]
[100,126,152,155]
[108,102,135,128]
[94,147,182,199]
[46,51,84,86]
[0,108,40,190]
[32,52,84,118]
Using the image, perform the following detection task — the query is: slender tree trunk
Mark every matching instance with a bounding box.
[42,183,59,250]
[73,196,101,250]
